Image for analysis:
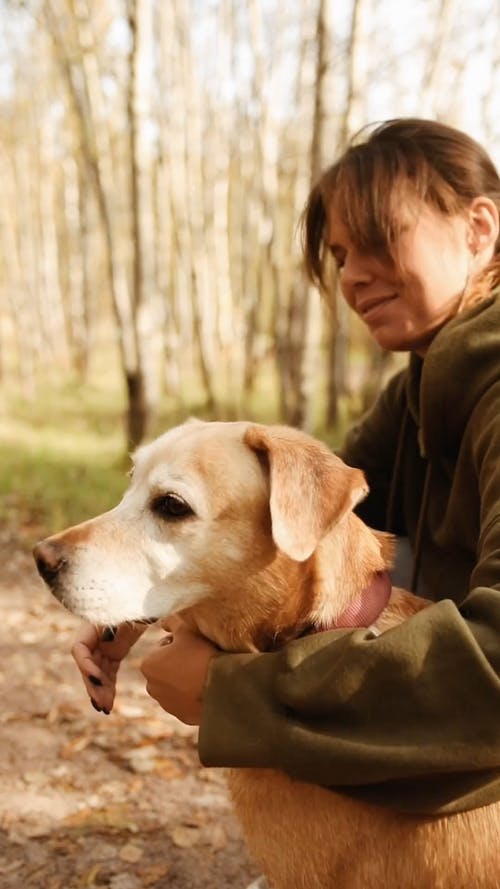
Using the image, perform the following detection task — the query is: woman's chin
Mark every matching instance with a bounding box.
[368,326,412,353]
[369,323,435,354]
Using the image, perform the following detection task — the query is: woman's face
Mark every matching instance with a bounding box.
[327,202,475,354]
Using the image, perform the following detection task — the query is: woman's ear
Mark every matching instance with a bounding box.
[467,196,499,264]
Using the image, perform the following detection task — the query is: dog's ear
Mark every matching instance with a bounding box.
[244,424,368,562]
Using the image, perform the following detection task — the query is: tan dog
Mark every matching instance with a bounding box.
[33,420,499,889]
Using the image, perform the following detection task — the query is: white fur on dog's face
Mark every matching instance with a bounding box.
[47,421,274,625]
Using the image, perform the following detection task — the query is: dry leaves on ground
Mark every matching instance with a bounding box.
[0,538,259,889]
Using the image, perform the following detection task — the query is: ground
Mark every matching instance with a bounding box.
[0,531,259,889]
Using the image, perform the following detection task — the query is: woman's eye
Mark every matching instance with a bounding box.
[150,494,194,520]
[328,246,345,270]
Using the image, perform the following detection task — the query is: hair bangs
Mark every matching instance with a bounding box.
[325,151,400,256]
[302,118,500,296]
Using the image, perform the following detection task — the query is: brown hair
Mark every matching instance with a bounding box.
[302,118,500,307]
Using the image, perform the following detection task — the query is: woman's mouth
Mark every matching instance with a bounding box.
[358,294,398,322]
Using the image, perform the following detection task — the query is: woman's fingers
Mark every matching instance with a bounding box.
[71,637,114,711]
[99,622,148,659]
[71,637,104,684]
[71,621,142,714]
[159,614,186,634]
[140,621,219,725]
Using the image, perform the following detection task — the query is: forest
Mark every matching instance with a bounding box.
[2,0,499,452]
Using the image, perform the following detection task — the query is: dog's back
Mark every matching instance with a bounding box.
[230,766,499,889]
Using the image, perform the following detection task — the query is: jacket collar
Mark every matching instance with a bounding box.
[406,292,500,460]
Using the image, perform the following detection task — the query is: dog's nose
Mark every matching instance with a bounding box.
[33,539,67,585]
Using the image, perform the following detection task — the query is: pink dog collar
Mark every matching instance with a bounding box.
[271,570,392,649]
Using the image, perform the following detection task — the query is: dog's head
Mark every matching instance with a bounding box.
[33,420,368,626]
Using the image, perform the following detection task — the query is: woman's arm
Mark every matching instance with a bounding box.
[138,590,500,815]
[198,590,500,814]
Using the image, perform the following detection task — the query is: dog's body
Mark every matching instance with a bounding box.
[34,420,499,888]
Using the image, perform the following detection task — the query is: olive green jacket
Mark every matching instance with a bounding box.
[199,294,500,814]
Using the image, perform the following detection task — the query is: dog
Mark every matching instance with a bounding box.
[33,420,499,888]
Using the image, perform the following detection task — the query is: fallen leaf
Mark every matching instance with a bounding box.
[209,824,228,851]
[115,741,168,773]
[59,734,92,759]
[46,701,83,725]
[170,824,200,848]
[63,804,139,834]
[8,820,52,841]
[119,842,144,863]
[114,703,150,719]
[129,777,144,795]
[88,840,118,862]
[138,863,171,886]
[23,770,49,786]
[81,863,102,886]
[152,757,183,780]
[109,875,141,889]
[0,858,24,874]
[0,712,24,724]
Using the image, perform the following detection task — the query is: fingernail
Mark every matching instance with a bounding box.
[90,697,102,713]
[89,675,103,687]
[102,626,117,642]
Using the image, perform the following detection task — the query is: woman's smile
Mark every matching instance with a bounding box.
[356,293,398,323]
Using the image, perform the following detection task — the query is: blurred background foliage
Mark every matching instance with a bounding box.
[1,0,499,540]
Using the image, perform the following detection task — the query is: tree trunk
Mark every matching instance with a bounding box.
[43,0,153,447]
[127,0,162,443]
[326,0,372,427]
[62,155,91,378]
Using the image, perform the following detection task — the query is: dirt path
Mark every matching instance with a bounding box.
[0,532,258,889]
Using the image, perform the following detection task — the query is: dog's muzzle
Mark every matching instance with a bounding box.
[33,539,68,587]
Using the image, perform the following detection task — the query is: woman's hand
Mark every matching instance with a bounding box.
[72,622,146,714]
[140,615,219,725]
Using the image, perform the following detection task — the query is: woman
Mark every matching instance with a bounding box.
[74,119,500,820]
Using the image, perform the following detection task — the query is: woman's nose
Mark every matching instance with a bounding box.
[341,249,374,288]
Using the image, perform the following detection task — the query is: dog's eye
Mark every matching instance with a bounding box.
[150,493,194,520]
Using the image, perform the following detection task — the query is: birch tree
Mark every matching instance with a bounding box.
[271,4,317,427]
[127,0,165,440]
[41,0,160,445]
[2,0,499,443]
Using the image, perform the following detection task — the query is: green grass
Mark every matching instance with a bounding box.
[0,366,351,549]
[0,377,130,545]
[0,441,129,541]
[0,372,278,546]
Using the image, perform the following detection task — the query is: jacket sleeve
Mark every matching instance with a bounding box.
[199,593,500,814]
